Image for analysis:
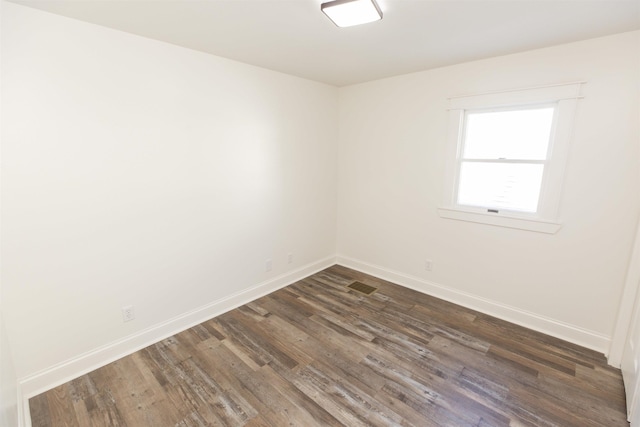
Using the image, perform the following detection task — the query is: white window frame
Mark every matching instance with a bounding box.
[439,82,584,234]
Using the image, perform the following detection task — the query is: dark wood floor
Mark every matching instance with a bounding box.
[30,265,629,426]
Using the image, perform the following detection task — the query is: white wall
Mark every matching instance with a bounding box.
[1,1,338,392]
[337,31,640,353]
[0,1,19,424]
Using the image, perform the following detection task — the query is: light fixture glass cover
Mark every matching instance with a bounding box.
[321,0,383,28]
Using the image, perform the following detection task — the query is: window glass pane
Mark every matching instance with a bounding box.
[457,162,544,212]
[463,107,555,160]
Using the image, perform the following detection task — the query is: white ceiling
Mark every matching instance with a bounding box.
[10,0,640,87]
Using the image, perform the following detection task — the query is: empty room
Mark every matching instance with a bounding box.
[1,0,639,426]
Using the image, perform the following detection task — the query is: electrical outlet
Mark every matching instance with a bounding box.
[287,252,293,264]
[425,259,433,272]
[266,259,273,272]
[122,305,135,322]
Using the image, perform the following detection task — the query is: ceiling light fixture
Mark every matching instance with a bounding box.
[321,0,383,28]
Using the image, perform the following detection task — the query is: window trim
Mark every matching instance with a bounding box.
[439,82,584,234]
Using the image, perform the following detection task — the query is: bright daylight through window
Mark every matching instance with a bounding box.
[457,105,555,213]
[439,82,583,234]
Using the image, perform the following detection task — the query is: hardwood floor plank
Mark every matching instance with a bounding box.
[284,329,385,396]
[534,373,629,426]
[30,265,630,426]
[487,345,576,377]
[29,395,52,427]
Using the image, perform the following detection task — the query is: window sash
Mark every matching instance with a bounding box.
[455,161,546,213]
[459,159,545,164]
[461,105,556,162]
[453,104,557,215]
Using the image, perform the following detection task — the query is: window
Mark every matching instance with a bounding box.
[457,105,555,213]
[439,82,583,233]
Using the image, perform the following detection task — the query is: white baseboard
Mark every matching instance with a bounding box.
[17,254,613,426]
[18,384,29,427]
[17,256,336,426]
[336,255,611,355]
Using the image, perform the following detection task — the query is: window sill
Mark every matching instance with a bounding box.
[437,207,562,234]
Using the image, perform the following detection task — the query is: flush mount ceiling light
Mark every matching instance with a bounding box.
[321,0,383,28]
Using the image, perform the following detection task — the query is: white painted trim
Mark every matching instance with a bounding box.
[438,207,562,234]
[16,253,613,427]
[17,255,337,425]
[609,216,640,367]
[447,81,587,101]
[442,82,583,233]
[448,81,585,109]
[18,384,29,427]
[336,255,610,354]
